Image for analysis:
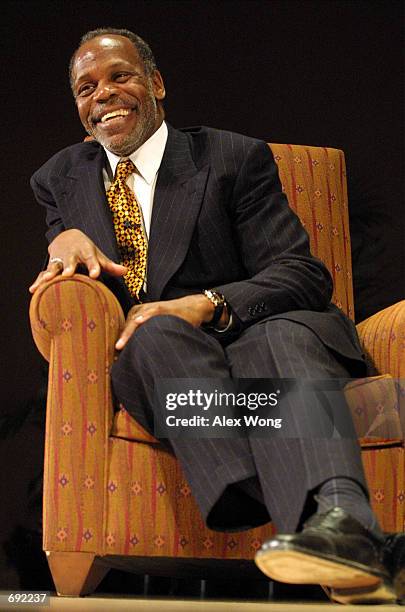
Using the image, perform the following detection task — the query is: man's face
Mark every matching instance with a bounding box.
[72,35,165,156]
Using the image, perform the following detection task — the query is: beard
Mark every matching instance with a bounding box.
[88,81,160,156]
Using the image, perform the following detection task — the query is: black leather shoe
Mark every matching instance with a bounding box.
[383,532,405,603]
[255,507,395,604]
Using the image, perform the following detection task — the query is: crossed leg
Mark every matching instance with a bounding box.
[111,314,368,533]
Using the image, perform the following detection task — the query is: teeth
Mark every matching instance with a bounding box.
[100,109,131,123]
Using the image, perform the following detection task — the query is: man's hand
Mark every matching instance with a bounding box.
[115,294,216,350]
[29,229,127,293]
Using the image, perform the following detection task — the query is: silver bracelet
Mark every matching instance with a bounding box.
[213,311,233,333]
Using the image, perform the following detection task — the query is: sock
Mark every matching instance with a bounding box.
[316,477,383,538]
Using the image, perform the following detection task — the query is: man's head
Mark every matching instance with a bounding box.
[70,28,166,156]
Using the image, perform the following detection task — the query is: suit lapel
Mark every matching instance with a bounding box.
[61,143,133,303]
[147,126,210,301]
[63,144,121,263]
[60,128,209,304]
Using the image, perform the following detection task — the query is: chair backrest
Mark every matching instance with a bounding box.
[270,143,354,320]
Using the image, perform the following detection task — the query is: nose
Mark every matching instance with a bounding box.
[93,81,119,103]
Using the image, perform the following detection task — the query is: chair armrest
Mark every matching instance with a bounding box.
[29,275,125,553]
[356,300,405,378]
[29,274,125,361]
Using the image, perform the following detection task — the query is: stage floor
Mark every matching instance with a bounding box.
[0,594,400,611]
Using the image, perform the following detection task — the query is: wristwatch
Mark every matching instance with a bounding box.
[202,289,226,328]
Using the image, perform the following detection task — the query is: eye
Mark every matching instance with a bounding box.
[76,83,96,97]
[114,72,131,82]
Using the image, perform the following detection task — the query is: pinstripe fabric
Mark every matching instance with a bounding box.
[226,320,366,531]
[111,315,366,533]
[31,124,368,533]
[31,125,364,361]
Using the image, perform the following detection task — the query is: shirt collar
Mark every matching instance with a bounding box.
[104,121,168,185]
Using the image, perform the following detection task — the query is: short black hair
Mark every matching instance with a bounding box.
[69,27,158,91]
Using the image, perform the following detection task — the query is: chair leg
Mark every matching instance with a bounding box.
[46,551,109,596]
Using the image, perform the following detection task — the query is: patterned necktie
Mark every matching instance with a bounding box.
[107,159,147,300]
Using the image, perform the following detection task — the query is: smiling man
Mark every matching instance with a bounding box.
[73,33,165,156]
[29,28,396,603]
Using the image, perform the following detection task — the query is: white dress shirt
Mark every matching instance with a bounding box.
[102,121,168,238]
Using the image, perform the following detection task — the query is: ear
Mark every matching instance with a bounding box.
[151,70,166,101]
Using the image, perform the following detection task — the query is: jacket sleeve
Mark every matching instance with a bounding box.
[215,141,333,326]
[30,171,66,244]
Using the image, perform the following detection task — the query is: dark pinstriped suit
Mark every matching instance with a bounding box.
[31,124,368,532]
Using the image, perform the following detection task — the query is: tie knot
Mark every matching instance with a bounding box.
[116,159,135,181]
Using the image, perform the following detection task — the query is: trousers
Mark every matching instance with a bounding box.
[111,315,367,532]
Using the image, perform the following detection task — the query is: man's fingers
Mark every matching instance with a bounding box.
[30,254,126,294]
[61,254,79,277]
[29,271,56,293]
[48,257,64,268]
[83,249,127,278]
[115,320,139,350]
[30,228,128,295]
[60,251,99,277]
[101,256,127,276]
[29,262,64,292]
[29,272,46,293]
[114,299,200,351]
[115,308,148,350]
[81,252,102,278]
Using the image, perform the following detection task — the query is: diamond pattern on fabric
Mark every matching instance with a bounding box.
[107,159,147,299]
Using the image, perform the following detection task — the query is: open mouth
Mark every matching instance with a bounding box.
[93,108,135,126]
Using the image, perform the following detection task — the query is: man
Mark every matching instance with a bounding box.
[29,28,394,603]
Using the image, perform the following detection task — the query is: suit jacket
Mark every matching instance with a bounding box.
[31,124,365,373]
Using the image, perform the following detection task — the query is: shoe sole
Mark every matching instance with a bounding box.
[322,582,396,604]
[255,547,385,590]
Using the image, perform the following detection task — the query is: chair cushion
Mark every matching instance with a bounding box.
[344,375,403,445]
[112,405,159,444]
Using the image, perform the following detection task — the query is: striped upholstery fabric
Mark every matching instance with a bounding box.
[357,300,405,379]
[30,276,124,554]
[362,447,405,532]
[270,144,353,319]
[344,375,402,443]
[106,438,275,556]
[111,405,158,444]
[29,144,405,563]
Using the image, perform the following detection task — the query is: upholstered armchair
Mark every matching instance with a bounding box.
[30,144,405,596]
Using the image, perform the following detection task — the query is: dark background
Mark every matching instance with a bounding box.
[0,0,403,591]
